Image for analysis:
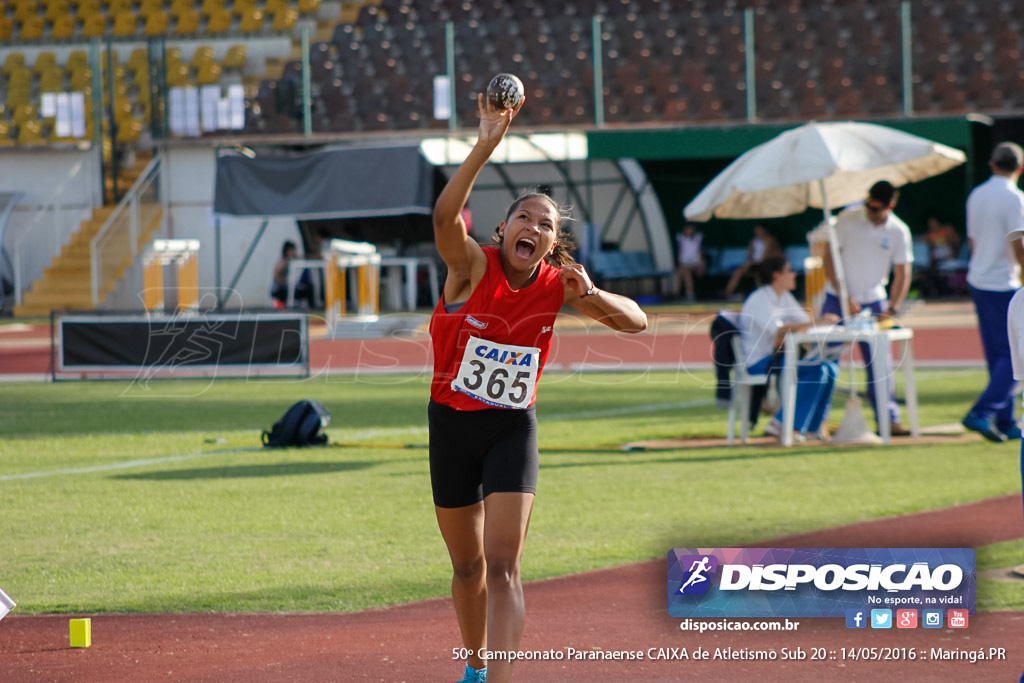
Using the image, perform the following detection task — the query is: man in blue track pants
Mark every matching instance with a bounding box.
[963,142,1024,442]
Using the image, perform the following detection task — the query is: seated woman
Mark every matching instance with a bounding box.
[739,256,840,441]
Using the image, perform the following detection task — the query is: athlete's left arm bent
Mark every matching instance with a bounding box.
[560,263,648,333]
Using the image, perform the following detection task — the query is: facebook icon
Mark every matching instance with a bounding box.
[845,609,866,629]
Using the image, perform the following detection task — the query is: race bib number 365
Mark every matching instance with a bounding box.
[451,336,540,409]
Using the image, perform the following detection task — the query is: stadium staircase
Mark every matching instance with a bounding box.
[14,153,163,317]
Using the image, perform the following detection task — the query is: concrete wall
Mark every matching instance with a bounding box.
[162,146,302,310]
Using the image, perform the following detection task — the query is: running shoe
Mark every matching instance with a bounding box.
[962,414,1007,442]
[456,665,487,683]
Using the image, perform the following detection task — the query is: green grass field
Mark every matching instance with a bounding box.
[0,368,1021,614]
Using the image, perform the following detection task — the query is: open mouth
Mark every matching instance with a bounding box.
[514,238,537,259]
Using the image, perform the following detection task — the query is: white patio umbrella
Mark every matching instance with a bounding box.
[684,120,966,318]
[685,120,966,223]
[685,121,966,444]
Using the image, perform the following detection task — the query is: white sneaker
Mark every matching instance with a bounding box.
[764,419,805,443]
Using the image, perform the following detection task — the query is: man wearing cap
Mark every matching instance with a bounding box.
[821,180,913,436]
[962,142,1024,442]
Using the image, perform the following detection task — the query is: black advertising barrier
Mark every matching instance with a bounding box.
[53,311,308,380]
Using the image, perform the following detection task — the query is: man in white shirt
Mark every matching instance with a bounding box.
[962,142,1024,442]
[1003,225,1024,590]
[821,180,914,436]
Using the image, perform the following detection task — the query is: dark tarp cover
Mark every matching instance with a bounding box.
[213,146,434,219]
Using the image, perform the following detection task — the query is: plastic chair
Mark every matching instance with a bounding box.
[17,119,46,145]
[204,8,231,33]
[3,53,26,74]
[143,10,168,35]
[270,7,294,30]
[727,335,769,445]
[239,7,263,32]
[50,14,76,37]
[271,7,295,31]
[33,51,57,72]
[43,0,69,21]
[112,10,136,35]
[19,15,45,39]
[173,9,199,33]
[196,61,221,85]
[190,45,215,68]
[222,44,246,69]
[81,13,106,36]
[0,120,15,145]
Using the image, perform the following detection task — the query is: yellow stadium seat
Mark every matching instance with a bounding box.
[190,45,214,68]
[134,68,150,91]
[5,89,30,107]
[66,50,88,70]
[2,53,25,74]
[199,0,221,16]
[7,68,31,89]
[14,0,38,23]
[238,7,261,31]
[264,0,286,13]
[164,46,182,64]
[297,0,318,14]
[81,13,105,35]
[196,61,221,85]
[127,47,148,71]
[51,14,76,37]
[69,67,92,90]
[19,15,45,38]
[173,8,198,33]
[143,10,167,34]
[232,0,254,15]
[0,17,13,40]
[165,62,190,86]
[38,67,65,92]
[0,121,14,146]
[18,119,46,145]
[112,10,136,35]
[222,44,246,69]
[137,0,163,15]
[111,99,132,123]
[271,7,295,31]
[106,0,130,13]
[44,0,69,21]
[204,8,230,32]
[116,117,142,144]
[169,0,192,18]
[75,0,99,16]
[33,51,57,72]
[13,104,37,125]
[3,53,27,76]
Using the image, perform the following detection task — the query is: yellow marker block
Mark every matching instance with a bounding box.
[69,618,92,648]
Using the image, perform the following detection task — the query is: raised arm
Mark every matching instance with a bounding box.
[433,93,523,304]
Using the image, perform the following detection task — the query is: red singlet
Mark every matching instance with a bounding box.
[430,246,565,410]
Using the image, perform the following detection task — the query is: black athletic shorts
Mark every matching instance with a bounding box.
[428,400,539,509]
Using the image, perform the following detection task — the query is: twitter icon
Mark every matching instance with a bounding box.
[870,609,892,629]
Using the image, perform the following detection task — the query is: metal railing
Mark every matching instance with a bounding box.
[90,156,164,308]
[12,159,93,306]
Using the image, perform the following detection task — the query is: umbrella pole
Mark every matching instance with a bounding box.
[820,182,881,444]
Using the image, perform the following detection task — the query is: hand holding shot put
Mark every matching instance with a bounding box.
[429,76,647,683]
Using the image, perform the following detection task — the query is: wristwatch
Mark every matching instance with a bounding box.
[583,286,597,297]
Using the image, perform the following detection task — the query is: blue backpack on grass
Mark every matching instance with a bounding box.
[261,400,330,447]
